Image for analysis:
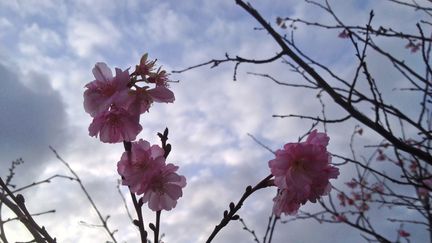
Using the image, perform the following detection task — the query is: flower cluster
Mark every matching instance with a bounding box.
[84,54,186,212]
[337,178,385,213]
[83,54,175,143]
[269,130,339,216]
[117,139,186,211]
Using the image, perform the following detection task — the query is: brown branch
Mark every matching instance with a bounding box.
[238,217,260,243]
[0,179,56,243]
[206,174,273,243]
[12,175,76,194]
[172,52,284,80]
[235,0,432,164]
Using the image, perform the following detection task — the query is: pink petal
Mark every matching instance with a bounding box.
[92,62,113,82]
[148,86,175,103]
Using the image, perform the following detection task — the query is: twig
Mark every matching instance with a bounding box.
[238,217,260,243]
[206,174,273,243]
[49,146,118,243]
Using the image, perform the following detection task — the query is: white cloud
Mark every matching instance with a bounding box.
[67,17,121,57]
[130,3,194,45]
[18,23,63,55]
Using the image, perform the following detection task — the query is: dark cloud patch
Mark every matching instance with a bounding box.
[0,63,68,182]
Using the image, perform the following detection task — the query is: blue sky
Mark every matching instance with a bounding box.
[0,0,429,242]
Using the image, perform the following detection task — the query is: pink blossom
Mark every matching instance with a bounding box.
[147,86,175,103]
[376,150,387,161]
[358,202,369,212]
[89,106,142,143]
[269,130,339,216]
[398,229,410,238]
[337,193,346,206]
[345,179,358,189]
[418,178,432,197]
[117,140,166,194]
[305,129,329,146]
[141,163,187,211]
[338,30,350,38]
[332,214,347,222]
[134,53,156,77]
[126,86,175,116]
[272,189,301,216]
[84,63,130,117]
[372,183,385,194]
[352,192,361,200]
[147,68,169,87]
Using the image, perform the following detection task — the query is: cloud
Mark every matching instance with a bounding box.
[67,17,121,57]
[18,23,63,55]
[0,62,68,182]
[130,3,194,45]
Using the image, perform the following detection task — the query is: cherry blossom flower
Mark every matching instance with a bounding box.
[117,140,166,194]
[372,183,385,194]
[338,29,350,38]
[126,86,175,116]
[147,68,170,87]
[269,130,339,216]
[148,86,175,103]
[418,178,432,197]
[272,189,300,216]
[376,149,387,161]
[358,202,369,212]
[141,163,187,211]
[332,214,347,222]
[134,53,156,77]
[337,193,346,206]
[88,106,142,143]
[345,179,358,189]
[398,229,410,238]
[84,62,130,117]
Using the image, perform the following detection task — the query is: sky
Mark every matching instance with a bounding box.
[0,0,429,242]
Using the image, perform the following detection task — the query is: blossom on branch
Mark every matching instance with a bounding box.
[269,130,339,216]
[84,62,130,117]
[83,54,175,143]
[117,140,186,211]
[117,139,165,194]
[126,86,175,116]
[88,106,142,143]
[142,163,187,211]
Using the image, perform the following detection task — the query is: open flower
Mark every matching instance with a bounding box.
[418,178,432,197]
[269,130,339,216]
[117,140,166,194]
[134,53,156,77]
[84,62,130,117]
[147,68,170,87]
[141,163,187,211]
[89,106,142,143]
[117,140,186,211]
[126,86,175,116]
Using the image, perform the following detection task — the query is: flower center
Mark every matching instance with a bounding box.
[101,84,116,97]
[292,159,306,172]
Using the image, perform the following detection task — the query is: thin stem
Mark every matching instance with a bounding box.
[50,147,117,243]
[206,174,273,243]
[267,216,278,243]
[154,211,161,243]
[123,141,148,243]
[130,193,147,243]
